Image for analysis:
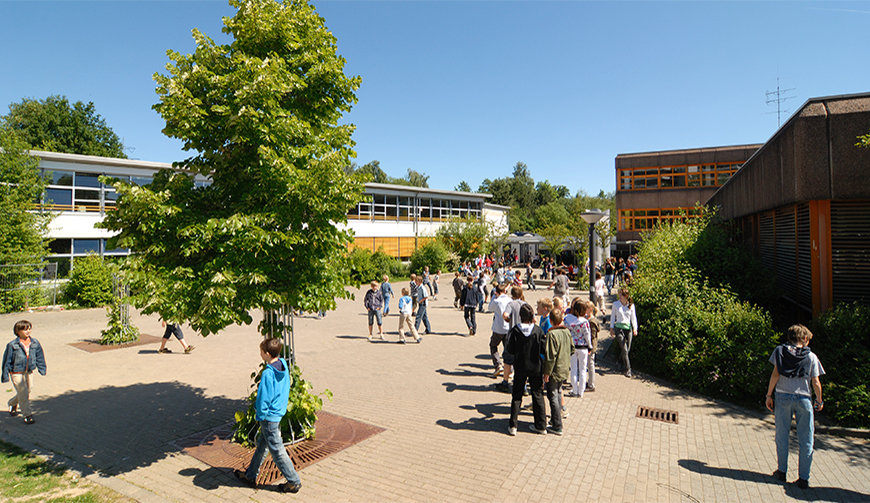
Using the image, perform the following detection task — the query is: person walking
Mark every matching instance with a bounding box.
[461,276,480,336]
[548,268,570,307]
[610,288,638,377]
[488,284,511,381]
[234,338,302,493]
[414,276,432,335]
[452,271,464,309]
[766,324,825,489]
[3,320,47,425]
[397,287,420,344]
[158,320,195,354]
[380,275,394,317]
[584,301,600,392]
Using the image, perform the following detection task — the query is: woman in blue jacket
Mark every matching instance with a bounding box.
[2,320,47,424]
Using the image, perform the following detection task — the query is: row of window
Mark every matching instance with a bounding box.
[349,194,483,222]
[618,208,704,231]
[618,163,742,191]
[38,170,209,213]
[46,238,129,277]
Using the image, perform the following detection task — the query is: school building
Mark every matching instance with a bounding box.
[29,150,508,275]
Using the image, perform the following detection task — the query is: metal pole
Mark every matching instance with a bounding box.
[588,223,596,302]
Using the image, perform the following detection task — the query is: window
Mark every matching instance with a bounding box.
[75,172,101,188]
[399,197,413,220]
[48,170,73,186]
[49,238,72,255]
[73,239,100,254]
[44,188,72,207]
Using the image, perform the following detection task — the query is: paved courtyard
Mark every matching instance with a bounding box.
[1,285,869,502]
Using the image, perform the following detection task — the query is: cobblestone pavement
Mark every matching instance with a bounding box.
[2,284,869,502]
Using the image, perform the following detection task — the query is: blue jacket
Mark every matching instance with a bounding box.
[2,338,47,383]
[255,357,291,422]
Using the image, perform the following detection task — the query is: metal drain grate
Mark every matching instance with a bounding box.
[636,406,679,424]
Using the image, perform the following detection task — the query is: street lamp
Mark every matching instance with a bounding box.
[580,208,606,302]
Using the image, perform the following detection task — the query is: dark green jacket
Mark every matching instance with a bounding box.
[543,326,572,382]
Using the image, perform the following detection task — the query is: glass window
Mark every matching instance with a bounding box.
[702,173,716,186]
[660,167,672,175]
[49,257,71,279]
[621,170,632,178]
[701,164,715,172]
[661,176,673,188]
[45,188,72,206]
[644,168,658,176]
[645,177,658,189]
[674,166,687,174]
[102,240,129,254]
[73,239,100,254]
[673,175,686,187]
[635,210,646,217]
[621,178,632,190]
[74,189,100,201]
[718,172,731,185]
[47,170,74,186]
[49,238,72,255]
[634,178,646,189]
[687,174,701,187]
[419,198,431,220]
[687,165,699,173]
[131,176,152,186]
[647,210,659,216]
[75,172,101,188]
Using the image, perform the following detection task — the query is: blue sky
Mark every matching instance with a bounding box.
[1,1,868,196]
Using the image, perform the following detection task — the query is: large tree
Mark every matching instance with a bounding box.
[2,95,126,158]
[0,125,50,266]
[101,0,364,338]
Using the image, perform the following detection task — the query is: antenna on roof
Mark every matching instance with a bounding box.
[765,77,796,128]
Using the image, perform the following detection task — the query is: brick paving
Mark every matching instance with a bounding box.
[1,284,869,502]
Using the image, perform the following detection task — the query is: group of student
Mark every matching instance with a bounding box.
[364,270,442,343]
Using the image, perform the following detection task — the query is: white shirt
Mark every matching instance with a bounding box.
[489,294,511,334]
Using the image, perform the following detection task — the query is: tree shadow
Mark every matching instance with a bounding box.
[4,382,243,477]
[678,459,870,502]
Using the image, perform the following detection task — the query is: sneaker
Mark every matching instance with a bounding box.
[566,391,580,398]
[399,339,406,344]
[378,335,385,341]
[772,470,786,482]
[416,337,422,344]
[469,328,474,336]
[508,426,517,436]
[625,370,632,378]
[796,479,809,489]
[585,385,596,392]
[495,381,510,393]
[184,345,195,354]
[367,336,373,342]
[233,469,256,488]
[279,481,302,493]
[158,348,172,354]
[547,426,563,436]
[529,424,547,435]
[493,366,504,378]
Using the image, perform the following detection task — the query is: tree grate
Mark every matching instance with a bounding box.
[636,406,679,424]
[170,411,384,485]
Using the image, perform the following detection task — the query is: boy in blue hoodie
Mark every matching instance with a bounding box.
[234,338,301,493]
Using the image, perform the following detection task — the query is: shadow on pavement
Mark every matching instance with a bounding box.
[443,382,504,393]
[435,402,510,432]
[678,460,870,502]
[436,367,490,378]
[8,382,243,477]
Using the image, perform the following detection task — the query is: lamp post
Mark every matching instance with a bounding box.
[580,208,606,302]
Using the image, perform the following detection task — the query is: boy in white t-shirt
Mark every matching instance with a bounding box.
[397,288,420,344]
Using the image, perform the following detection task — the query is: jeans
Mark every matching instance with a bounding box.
[569,348,588,396]
[367,309,382,326]
[510,372,545,429]
[615,327,633,372]
[415,302,431,333]
[382,294,390,316]
[246,420,301,486]
[464,306,476,332]
[604,274,614,294]
[545,379,564,431]
[775,392,815,481]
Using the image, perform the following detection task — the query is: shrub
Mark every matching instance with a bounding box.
[810,302,870,428]
[63,254,114,308]
[409,240,448,275]
[348,247,407,284]
[631,212,780,405]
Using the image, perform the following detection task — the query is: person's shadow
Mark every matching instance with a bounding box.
[678,459,870,502]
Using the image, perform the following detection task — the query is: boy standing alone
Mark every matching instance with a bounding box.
[234,338,302,493]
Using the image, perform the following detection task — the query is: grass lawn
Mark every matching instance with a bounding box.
[0,440,134,503]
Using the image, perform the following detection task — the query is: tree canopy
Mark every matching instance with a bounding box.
[0,125,50,266]
[2,95,127,158]
[100,0,364,336]
[349,160,429,187]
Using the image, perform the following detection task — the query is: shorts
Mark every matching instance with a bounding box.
[163,323,184,340]
[503,350,515,366]
[367,310,383,326]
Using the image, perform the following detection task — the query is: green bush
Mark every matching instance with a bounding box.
[810,302,870,428]
[409,240,448,275]
[63,254,114,308]
[631,212,780,405]
[348,247,407,284]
